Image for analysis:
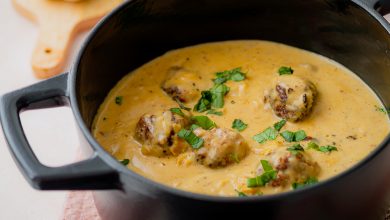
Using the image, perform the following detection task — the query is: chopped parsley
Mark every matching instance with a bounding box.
[273,119,286,131]
[170,108,185,117]
[194,68,246,112]
[292,177,318,189]
[232,119,248,132]
[193,91,212,112]
[210,83,230,108]
[191,115,216,130]
[247,160,277,188]
[213,67,246,84]
[174,98,191,111]
[287,144,304,155]
[280,130,307,142]
[178,129,204,149]
[278,66,294,75]
[375,105,390,115]
[308,142,338,153]
[253,127,278,144]
[207,109,223,116]
[120,159,130,166]
[190,124,200,131]
[115,96,123,105]
[235,190,247,197]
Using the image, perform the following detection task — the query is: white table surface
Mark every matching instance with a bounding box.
[0,1,90,219]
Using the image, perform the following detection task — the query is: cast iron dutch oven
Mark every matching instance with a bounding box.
[1,0,390,219]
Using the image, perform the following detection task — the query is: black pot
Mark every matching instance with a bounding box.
[1,0,390,219]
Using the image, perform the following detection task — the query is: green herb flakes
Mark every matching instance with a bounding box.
[174,98,191,111]
[210,83,230,108]
[308,142,338,153]
[235,190,247,197]
[170,108,184,117]
[115,96,123,105]
[213,67,246,84]
[191,115,216,130]
[280,130,294,142]
[207,109,223,116]
[190,124,200,131]
[280,130,307,142]
[178,129,204,149]
[253,127,278,144]
[292,177,318,189]
[278,66,294,75]
[193,91,212,112]
[273,119,286,131]
[120,159,130,166]
[247,160,277,188]
[287,144,304,155]
[232,119,248,132]
[294,130,307,141]
[375,105,390,115]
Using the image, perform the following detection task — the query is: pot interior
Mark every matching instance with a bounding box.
[75,0,390,129]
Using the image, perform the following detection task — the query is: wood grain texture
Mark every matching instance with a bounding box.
[12,0,123,78]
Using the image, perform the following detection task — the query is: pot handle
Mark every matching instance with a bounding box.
[0,73,119,190]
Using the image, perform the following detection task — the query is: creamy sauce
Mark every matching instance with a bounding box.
[92,40,390,196]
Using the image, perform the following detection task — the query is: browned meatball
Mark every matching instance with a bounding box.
[135,110,190,157]
[161,67,203,102]
[193,128,249,168]
[264,75,317,122]
[259,149,320,187]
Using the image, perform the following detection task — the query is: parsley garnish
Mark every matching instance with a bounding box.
[235,190,247,197]
[247,160,277,187]
[193,91,212,112]
[174,98,191,111]
[278,66,294,75]
[190,124,200,131]
[287,144,304,155]
[210,83,230,108]
[194,68,246,112]
[232,119,248,132]
[115,96,123,105]
[206,109,223,116]
[253,127,278,144]
[292,177,318,189]
[213,67,246,84]
[375,105,390,115]
[170,108,185,117]
[178,129,204,149]
[308,142,338,153]
[273,119,286,131]
[120,159,130,166]
[280,130,307,142]
[191,116,216,130]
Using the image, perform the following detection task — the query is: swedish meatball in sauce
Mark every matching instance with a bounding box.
[92,40,390,196]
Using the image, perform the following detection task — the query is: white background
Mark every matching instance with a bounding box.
[0,1,89,219]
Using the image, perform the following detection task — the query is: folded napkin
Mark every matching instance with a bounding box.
[62,191,100,220]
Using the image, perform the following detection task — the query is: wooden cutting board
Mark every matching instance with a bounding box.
[12,0,123,79]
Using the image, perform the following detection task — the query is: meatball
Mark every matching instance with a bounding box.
[260,149,320,187]
[135,110,190,157]
[193,128,249,168]
[264,75,317,122]
[162,67,203,102]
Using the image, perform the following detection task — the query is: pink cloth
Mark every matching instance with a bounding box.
[62,191,100,220]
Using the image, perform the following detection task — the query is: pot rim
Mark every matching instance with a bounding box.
[69,0,390,202]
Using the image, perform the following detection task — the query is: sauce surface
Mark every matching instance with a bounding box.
[92,40,390,196]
